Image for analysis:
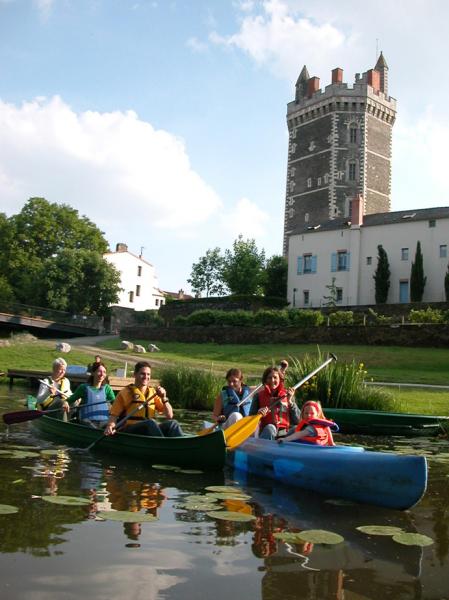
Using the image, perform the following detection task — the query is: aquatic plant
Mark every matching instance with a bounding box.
[159,365,222,410]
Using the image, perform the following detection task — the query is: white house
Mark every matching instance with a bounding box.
[104,243,165,310]
[287,197,449,307]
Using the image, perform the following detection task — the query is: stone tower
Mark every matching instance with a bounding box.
[283,52,396,253]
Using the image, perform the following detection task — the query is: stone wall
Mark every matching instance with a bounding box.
[120,323,449,348]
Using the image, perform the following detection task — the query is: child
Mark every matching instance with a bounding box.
[212,368,252,430]
[279,400,338,446]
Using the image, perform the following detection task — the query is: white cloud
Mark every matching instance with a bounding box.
[33,0,55,19]
[210,0,348,79]
[0,96,222,235]
[186,36,208,53]
[220,196,269,238]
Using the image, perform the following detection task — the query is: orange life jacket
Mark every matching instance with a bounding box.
[257,383,291,431]
[294,417,338,446]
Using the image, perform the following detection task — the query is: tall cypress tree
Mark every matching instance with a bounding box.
[445,264,449,301]
[410,241,426,302]
[373,244,390,304]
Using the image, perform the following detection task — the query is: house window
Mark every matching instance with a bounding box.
[297,254,317,275]
[304,212,309,223]
[317,177,321,186]
[136,285,141,297]
[349,125,357,144]
[307,177,312,188]
[331,251,350,272]
[303,254,313,273]
[336,288,343,303]
[303,290,310,306]
[401,248,409,261]
[429,220,436,228]
[129,291,134,303]
[155,299,159,306]
[440,245,447,258]
[137,266,142,276]
[366,256,372,265]
[348,162,356,181]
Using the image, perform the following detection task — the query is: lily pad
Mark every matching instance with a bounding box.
[178,502,223,511]
[12,479,25,484]
[41,495,91,506]
[178,469,204,474]
[206,511,256,522]
[206,492,252,501]
[356,525,404,536]
[185,495,219,503]
[293,529,344,545]
[97,510,158,522]
[205,486,245,494]
[0,450,13,456]
[274,531,308,543]
[392,532,434,547]
[0,504,19,515]
[151,464,180,471]
[8,450,40,459]
[6,445,41,451]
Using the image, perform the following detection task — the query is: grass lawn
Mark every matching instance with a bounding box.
[99,339,449,386]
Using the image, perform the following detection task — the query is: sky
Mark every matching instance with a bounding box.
[0,0,448,293]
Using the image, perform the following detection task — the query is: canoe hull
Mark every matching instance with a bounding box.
[33,416,227,471]
[324,407,449,436]
[227,438,427,510]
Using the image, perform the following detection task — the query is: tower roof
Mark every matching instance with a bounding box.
[375,51,388,70]
[296,65,310,85]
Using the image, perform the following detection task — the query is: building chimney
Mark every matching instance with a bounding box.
[332,68,343,84]
[351,194,364,226]
[367,69,380,92]
[307,76,320,98]
[116,243,128,252]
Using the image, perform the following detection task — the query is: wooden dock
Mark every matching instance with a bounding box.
[6,368,142,392]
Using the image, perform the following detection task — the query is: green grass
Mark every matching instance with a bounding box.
[98,339,449,386]
[391,388,449,416]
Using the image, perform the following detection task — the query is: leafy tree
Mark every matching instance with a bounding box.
[322,277,338,307]
[410,241,427,302]
[373,244,390,303]
[262,255,288,298]
[445,264,449,301]
[187,248,226,297]
[222,235,266,295]
[41,249,122,316]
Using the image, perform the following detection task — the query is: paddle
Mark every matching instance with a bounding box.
[37,379,70,399]
[84,392,158,451]
[3,399,111,425]
[224,353,337,450]
[198,360,289,437]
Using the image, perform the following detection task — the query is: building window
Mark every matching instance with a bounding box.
[317,177,321,186]
[137,266,142,276]
[303,254,312,273]
[366,256,372,265]
[349,125,357,144]
[136,285,141,297]
[303,290,310,306]
[307,177,312,188]
[348,162,356,181]
[129,291,134,303]
[440,245,447,258]
[401,248,409,261]
[331,251,350,272]
[304,212,309,223]
[429,220,436,228]
[336,288,343,303]
[297,254,317,275]
[155,299,159,306]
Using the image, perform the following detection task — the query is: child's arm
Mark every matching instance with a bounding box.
[278,425,316,443]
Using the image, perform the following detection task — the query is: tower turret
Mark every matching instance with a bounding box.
[375,51,389,95]
[295,65,310,102]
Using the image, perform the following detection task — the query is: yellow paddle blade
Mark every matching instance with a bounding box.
[224,415,261,450]
[197,423,217,437]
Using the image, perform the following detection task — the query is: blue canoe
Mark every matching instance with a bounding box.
[226,438,427,510]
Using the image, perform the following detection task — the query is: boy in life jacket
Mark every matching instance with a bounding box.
[212,368,253,430]
[279,400,338,446]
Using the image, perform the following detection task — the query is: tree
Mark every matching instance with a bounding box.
[410,241,427,302]
[262,255,288,298]
[41,249,122,316]
[322,277,338,307]
[373,244,390,303]
[222,235,266,295]
[445,265,449,301]
[187,248,226,297]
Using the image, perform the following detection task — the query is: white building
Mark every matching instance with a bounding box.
[287,198,449,307]
[104,243,165,310]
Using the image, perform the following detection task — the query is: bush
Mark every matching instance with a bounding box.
[408,307,443,324]
[185,309,221,326]
[159,365,222,410]
[254,309,289,327]
[328,311,354,326]
[173,315,188,326]
[289,309,325,327]
[285,351,396,411]
[219,310,254,326]
[367,308,393,325]
[134,310,164,327]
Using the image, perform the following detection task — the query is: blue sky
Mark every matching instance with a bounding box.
[1,0,448,293]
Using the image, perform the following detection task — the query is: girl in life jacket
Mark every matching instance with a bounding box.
[212,368,252,430]
[249,366,300,440]
[279,400,338,446]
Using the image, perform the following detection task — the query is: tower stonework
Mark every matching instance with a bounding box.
[283,52,396,253]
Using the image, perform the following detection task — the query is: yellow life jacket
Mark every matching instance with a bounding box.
[40,377,71,409]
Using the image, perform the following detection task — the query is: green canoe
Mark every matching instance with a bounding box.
[32,415,227,470]
[324,407,449,436]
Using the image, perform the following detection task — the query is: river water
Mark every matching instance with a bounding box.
[1,388,449,600]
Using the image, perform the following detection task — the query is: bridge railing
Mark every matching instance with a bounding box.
[0,301,103,330]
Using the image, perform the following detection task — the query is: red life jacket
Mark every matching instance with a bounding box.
[295,418,337,446]
[257,383,291,431]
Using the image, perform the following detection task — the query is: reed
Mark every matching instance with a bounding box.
[159,365,222,410]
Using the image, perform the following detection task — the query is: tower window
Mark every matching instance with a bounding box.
[348,162,356,181]
[349,125,357,144]
[307,178,312,188]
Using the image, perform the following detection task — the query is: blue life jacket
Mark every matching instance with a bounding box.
[221,385,251,418]
[79,386,110,422]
